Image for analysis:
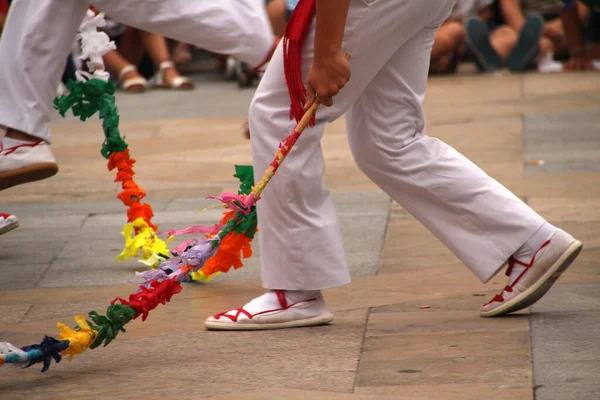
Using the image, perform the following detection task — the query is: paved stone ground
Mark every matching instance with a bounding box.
[0,63,599,399]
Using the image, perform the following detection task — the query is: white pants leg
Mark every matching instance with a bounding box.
[0,0,272,142]
[345,26,546,283]
[250,0,459,290]
[250,0,546,289]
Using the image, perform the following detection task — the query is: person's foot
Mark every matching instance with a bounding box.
[118,64,149,93]
[506,16,544,72]
[465,17,503,72]
[0,137,58,191]
[537,52,563,73]
[151,61,195,90]
[0,213,19,235]
[205,290,334,330]
[481,229,582,317]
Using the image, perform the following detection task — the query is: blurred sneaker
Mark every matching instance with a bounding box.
[0,140,58,191]
[506,16,543,72]
[481,229,582,317]
[465,17,503,72]
[0,213,19,235]
[537,52,563,73]
[224,56,237,81]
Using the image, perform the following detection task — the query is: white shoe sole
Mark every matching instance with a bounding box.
[205,312,334,331]
[480,240,583,318]
[0,220,19,236]
[0,163,58,191]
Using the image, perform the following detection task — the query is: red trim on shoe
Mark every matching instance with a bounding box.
[0,141,44,155]
[275,289,288,308]
[212,291,317,323]
[484,240,551,306]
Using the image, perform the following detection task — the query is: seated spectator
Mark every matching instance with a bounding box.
[430,0,496,74]
[101,20,194,92]
[561,0,600,70]
[466,0,575,72]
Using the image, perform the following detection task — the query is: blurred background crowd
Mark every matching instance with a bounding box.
[0,0,599,96]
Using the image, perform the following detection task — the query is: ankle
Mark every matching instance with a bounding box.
[280,289,322,303]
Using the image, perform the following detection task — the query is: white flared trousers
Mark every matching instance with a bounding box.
[0,0,272,141]
[249,0,546,290]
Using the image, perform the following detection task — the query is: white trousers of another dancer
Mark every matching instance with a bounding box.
[0,0,272,142]
[249,0,546,290]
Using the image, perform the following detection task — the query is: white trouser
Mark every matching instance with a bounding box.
[249,0,546,290]
[0,0,272,142]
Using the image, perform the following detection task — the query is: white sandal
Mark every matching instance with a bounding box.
[118,64,148,93]
[151,61,194,90]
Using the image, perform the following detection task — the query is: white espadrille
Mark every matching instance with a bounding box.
[481,229,582,318]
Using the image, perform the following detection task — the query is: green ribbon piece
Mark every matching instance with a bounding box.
[53,78,128,159]
[234,165,254,196]
[87,304,137,349]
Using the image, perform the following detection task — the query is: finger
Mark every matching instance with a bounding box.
[304,85,316,111]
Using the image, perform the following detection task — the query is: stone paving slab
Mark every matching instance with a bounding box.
[0,190,390,289]
[1,70,599,400]
[524,110,600,175]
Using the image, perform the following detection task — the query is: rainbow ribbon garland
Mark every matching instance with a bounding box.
[0,11,258,372]
[0,10,320,373]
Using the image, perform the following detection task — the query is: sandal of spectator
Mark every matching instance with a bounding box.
[506,16,543,72]
[151,61,194,90]
[118,64,149,93]
[0,213,19,236]
[465,17,503,72]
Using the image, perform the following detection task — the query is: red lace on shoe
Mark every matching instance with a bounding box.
[484,239,551,305]
[0,141,43,155]
[0,213,13,219]
[213,290,317,322]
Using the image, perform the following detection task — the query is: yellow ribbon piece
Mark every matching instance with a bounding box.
[57,315,96,361]
[118,218,169,266]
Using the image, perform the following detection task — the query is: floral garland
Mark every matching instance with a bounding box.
[0,10,319,373]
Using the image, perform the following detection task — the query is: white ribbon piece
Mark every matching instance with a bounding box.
[0,342,28,363]
[76,10,116,82]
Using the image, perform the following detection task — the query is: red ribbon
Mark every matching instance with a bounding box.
[283,0,316,125]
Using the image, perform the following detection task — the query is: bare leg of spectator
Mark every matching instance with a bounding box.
[138,30,194,89]
[267,0,287,38]
[490,26,519,61]
[430,20,464,74]
[103,48,148,93]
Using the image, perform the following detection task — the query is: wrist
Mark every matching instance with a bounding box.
[314,47,341,66]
